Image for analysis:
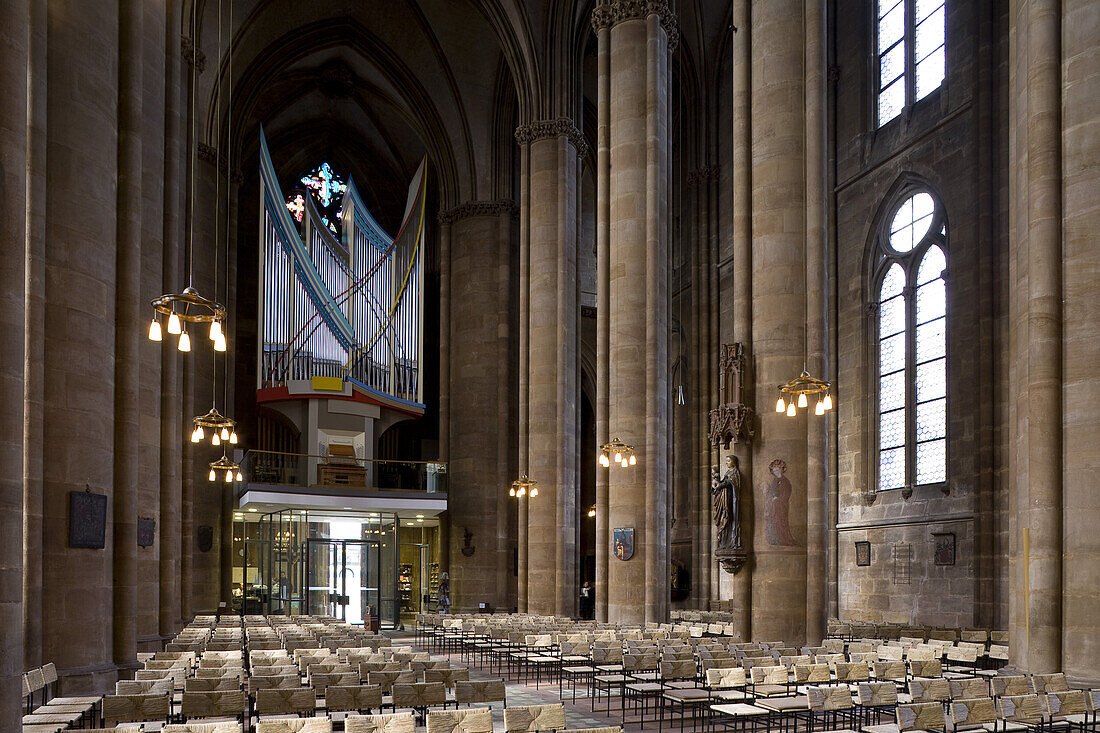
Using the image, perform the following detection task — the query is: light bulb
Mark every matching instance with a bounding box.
[220,427,230,440]
[509,486,516,497]
[776,397,786,413]
[225,469,233,483]
[212,433,221,446]
[614,452,622,463]
[621,457,629,467]
[167,312,181,335]
[530,487,538,497]
[177,331,191,352]
[629,454,636,466]
[823,394,833,411]
[214,332,227,352]
[797,393,808,408]
[229,431,238,444]
[815,400,825,416]
[194,426,204,441]
[236,471,243,482]
[209,320,222,341]
[208,468,216,482]
[600,454,610,468]
[148,319,162,341]
[517,487,526,497]
[588,508,596,518]
[786,402,796,417]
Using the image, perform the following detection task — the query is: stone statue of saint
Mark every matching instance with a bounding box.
[710,455,742,550]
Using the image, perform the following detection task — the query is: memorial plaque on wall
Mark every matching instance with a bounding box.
[197,525,213,553]
[69,490,107,549]
[137,517,156,547]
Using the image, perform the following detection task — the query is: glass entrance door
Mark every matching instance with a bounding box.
[305,539,380,625]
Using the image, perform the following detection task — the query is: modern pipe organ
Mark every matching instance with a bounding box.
[258,128,426,410]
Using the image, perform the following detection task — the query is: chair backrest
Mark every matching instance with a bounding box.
[163,724,243,733]
[835,661,870,682]
[751,665,789,685]
[184,676,240,692]
[660,659,697,682]
[181,689,247,720]
[255,688,316,716]
[590,645,622,665]
[426,707,494,733]
[950,678,990,700]
[326,684,383,713]
[250,674,300,690]
[425,668,470,689]
[998,694,1043,725]
[503,704,567,733]
[951,697,998,729]
[622,652,657,672]
[1045,690,1087,718]
[896,702,946,733]
[1030,673,1069,694]
[779,655,811,668]
[946,645,978,664]
[815,653,846,671]
[990,676,1030,698]
[858,681,899,706]
[794,663,831,684]
[908,659,942,678]
[102,693,172,724]
[42,663,58,688]
[877,646,905,661]
[872,661,906,681]
[345,712,417,733]
[455,679,507,705]
[255,717,334,732]
[807,685,854,712]
[26,668,45,693]
[392,681,447,707]
[908,678,951,703]
[706,667,746,688]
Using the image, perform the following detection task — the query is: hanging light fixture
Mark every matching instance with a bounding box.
[208,454,241,483]
[587,505,596,518]
[509,474,538,498]
[191,407,237,446]
[599,437,636,468]
[776,366,832,418]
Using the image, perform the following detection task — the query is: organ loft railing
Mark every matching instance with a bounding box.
[258,127,426,407]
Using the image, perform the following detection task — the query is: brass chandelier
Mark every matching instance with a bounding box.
[191,406,238,445]
[209,453,243,483]
[508,474,538,498]
[775,366,833,417]
[599,437,636,468]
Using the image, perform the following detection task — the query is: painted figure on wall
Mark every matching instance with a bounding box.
[710,455,742,550]
[764,458,797,546]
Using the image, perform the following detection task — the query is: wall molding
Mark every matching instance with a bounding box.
[836,512,974,532]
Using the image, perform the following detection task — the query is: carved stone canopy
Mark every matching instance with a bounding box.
[709,404,755,448]
[715,548,747,575]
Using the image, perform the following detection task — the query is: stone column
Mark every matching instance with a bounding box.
[23,0,47,672]
[441,201,517,613]
[0,0,28,725]
[594,17,611,623]
[1060,0,1100,686]
[803,0,826,646]
[1007,0,1062,675]
[159,0,183,640]
[729,0,753,638]
[515,119,584,616]
[594,0,676,625]
[113,0,143,674]
[749,0,808,644]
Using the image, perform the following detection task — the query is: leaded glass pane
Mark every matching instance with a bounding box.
[878,1,905,51]
[889,194,934,252]
[916,438,947,484]
[880,42,905,88]
[880,371,905,412]
[911,192,934,220]
[879,294,905,338]
[916,278,946,324]
[916,398,946,441]
[917,244,946,284]
[881,408,906,449]
[879,446,906,491]
[915,358,946,403]
[916,6,945,60]
[890,198,913,234]
[881,263,905,300]
[880,332,906,375]
[916,0,944,22]
[879,77,905,126]
[916,46,945,99]
[915,318,946,362]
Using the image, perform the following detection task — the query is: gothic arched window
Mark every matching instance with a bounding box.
[877,0,946,126]
[873,190,947,492]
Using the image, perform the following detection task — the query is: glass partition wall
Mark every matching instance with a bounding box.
[232,509,417,628]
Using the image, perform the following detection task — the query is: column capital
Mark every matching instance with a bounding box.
[437,199,518,224]
[590,0,679,54]
[514,117,590,159]
[181,35,206,73]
